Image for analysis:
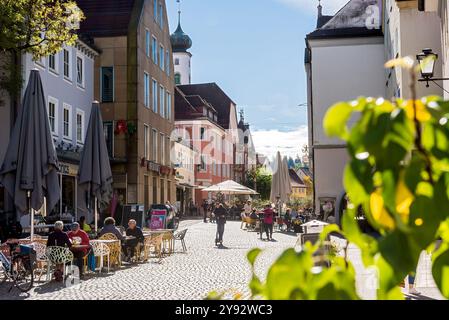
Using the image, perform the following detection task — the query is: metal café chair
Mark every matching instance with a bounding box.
[173,229,188,253]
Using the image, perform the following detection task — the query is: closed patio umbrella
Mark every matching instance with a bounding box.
[0,70,60,239]
[78,102,113,232]
[270,152,292,213]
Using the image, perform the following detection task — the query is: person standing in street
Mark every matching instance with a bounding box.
[214,203,227,247]
[263,204,275,241]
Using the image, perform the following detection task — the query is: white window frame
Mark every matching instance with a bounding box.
[48,52,59,75]
[152,129,158,162]
[76,109,85,144]
[62,103,72,140]
[76,54,85,88]
[144,124,150,160]
[152,79,158,113]
[144,72,150,108]
[63,48,72,81]
[47,96,58,136]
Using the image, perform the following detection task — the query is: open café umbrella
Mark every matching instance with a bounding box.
[202,180,259,195]
[0,70,60,239]
[78,101,113,232]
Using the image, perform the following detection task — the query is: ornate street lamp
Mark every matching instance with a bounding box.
[416,48,449,88]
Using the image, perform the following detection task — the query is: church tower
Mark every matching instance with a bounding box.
[170,0,192,85]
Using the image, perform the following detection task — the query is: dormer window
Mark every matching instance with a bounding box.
[203,108,207,116]
[214,115,217,122]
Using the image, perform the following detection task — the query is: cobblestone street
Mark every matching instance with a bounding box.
[0,220,445,300]
[0,220,295,300]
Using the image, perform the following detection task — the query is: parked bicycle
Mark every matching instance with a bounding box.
[0,240,36,292]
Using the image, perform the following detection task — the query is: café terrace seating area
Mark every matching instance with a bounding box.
[0,224,189,285]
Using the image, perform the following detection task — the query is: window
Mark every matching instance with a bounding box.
[200,155,206,171]
[166,50,170,75]
[103,121,114,158]
[159,3,164,28]
[48,97,58,134]
[145,29,150,57]
[152,129,158,162]
[101,67,114,102]
[166,92,171,121]
[144,72,150,108]
[153,0,158,21]
[175,58,180,66]
[200,127,206,140]
[160,133,165,165]
[144,124,150,160]
[152,79,158,113]
[167,136,171,165]
[152,37,158,64]
[76,56,84,87]
[63,104,72,139]
[63,49,71,79]
[159,85,165,118]
[48,53,57,73]
[159,45,164,70]
[76,110,84,143]
[174,73,181,85]
[203,108,207,116]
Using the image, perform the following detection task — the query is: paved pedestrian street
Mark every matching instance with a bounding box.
[0,220,445,300]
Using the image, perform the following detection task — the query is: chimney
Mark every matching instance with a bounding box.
[318,0,323,18]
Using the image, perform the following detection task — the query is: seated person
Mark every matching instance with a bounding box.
[99,217,125,241]
[79,216,92,233]
[124,219,144,261]
[47,221,72,248]
[67,222,90,277]
[249,209,259,220]
[47,221,72,282]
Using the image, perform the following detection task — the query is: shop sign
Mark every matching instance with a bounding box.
[60,163,78,176]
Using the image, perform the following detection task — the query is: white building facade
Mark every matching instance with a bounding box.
[305,0,386,223]
[0,38,98,219]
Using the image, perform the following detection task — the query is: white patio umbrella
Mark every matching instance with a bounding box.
[202,180,259,195]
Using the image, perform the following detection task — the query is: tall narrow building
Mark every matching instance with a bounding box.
[170,2,193,85]
[77,0,176,216]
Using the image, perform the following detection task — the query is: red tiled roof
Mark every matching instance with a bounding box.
[76,0,137,37]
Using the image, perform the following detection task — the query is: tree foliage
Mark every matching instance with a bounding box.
[246,167,272,200]
[0,0,84,58]
[0,0,84,99]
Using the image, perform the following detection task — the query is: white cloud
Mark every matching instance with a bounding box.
[276,0,350,15]
[252,125,308,160]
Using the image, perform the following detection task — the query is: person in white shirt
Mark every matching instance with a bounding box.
[244,200,252,215]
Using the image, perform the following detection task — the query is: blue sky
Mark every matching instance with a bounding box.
[166,0,348,158]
